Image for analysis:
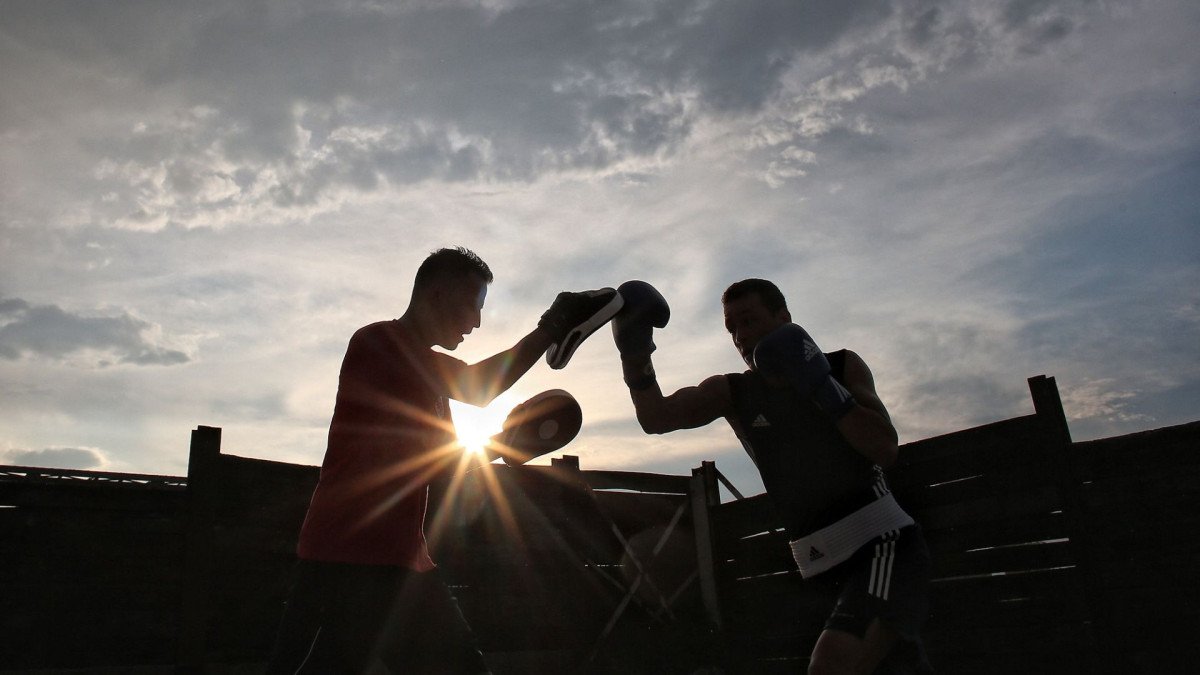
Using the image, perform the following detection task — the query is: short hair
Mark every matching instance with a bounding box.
[413,246,493,291]
[721,278,788,314]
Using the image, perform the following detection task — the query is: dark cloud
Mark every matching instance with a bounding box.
[1,0,904,216]
[2,446,108,471]
[0,298,189,367]
[1001,0,1077,54]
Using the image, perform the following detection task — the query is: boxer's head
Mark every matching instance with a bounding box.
[721,279,791,368]
[412,247,493,350]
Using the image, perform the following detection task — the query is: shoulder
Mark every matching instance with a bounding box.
[345,320,428,363]
[349,320,396,343]
[700,372,735,394]
[840,350,873,379]
[838,349,884,400]
[825,348,849,379]
[719,370,763,408]
[715,370,751,394]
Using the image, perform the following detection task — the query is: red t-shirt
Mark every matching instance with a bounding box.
[297,320,463,570]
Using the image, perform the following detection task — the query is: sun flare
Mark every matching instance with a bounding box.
[450,393,519,458]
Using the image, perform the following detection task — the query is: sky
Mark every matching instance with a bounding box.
[1,0,1197,498]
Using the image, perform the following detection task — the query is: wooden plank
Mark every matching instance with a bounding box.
[1079,505,1200,552]
[1088,546,1200,588]
[578,469,691,494]
[928,581,1091,630]
[1088,585,1200,640]
[927,650,1094,675]
[893,415,1042,466]
[891,446,1058,499]
[722,569,809,609]
[930,538,1077,579]
[1069,421,1200,476]
[928,567,1090,626]
[690,462,723,630]
[215,453,320,482]
[1077,471,1200,510]
[0,481,188,511]
[919,511,1070,557]
[710,494,781,542]
[909,485,1063,531]
[723,529,794,580]
[0,464,185,488]
[592,490,688,521]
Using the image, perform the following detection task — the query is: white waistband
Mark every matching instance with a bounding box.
[789,493,914,578]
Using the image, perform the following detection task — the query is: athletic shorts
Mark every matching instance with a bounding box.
[815,524,933,674]
[267,560,489,674]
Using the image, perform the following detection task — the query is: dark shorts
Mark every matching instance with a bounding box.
[815,525,933,673]
[266,559,489,675]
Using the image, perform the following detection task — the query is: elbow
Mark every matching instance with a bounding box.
[636,413,672,435]
[872,437,900,469]
[638,419,667,435]
[875,445,899,469]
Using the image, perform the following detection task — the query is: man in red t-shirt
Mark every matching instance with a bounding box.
[267,247,622,674]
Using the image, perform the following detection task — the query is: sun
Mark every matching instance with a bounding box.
[450,393,519,458]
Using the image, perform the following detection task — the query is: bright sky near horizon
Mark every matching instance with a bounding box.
[1,0,1197,497]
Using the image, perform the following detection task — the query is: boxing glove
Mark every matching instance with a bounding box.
[752,323,857,420]
[612,280,671,357]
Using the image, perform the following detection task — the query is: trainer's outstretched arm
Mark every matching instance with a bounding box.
[449,289,611,405]
[450,327,556,406]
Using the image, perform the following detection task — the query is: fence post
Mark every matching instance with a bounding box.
[690,461,722,630]
[551,454,581,471]
[1029,376,1113,671]
[1029,374,1072,445]
[178,425,221,671]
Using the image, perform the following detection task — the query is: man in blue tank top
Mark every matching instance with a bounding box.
[610,278,931,674]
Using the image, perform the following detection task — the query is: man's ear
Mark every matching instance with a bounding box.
[777,308,792,323]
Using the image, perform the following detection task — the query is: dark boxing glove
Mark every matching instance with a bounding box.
[752,323,857,420]
[612,280,670,357]
[612,280,670,390]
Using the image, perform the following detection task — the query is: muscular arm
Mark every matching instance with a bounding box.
[445,328,556,406]
[621,355,732,434]
[835,351,899,468]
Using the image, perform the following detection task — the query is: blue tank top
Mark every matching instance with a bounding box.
[726,350,887,538]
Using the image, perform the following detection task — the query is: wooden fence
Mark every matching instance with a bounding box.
[180,433,713,674]
[1,374,1197,673]
[0,466,188,670]
[703,375,1200,674]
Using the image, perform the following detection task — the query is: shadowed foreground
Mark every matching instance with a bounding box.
[2,376,1198,673]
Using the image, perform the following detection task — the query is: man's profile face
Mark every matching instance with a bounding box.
[723,292,789,369]
[435,276,487,350]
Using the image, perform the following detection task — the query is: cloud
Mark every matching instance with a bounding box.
[0,0,903,231]
[1,446,109,471]
[1059,378,1149,425]
[0,298,190,367]
[0,0,1197,480]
